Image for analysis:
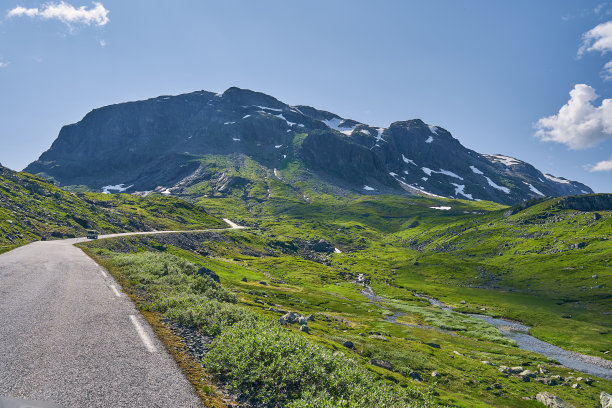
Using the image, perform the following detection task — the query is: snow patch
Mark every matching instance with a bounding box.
[428,125,439,135]
[402,154,416,165]
[439,169,463,180]
[486,154,521,167]
[389,172,398,177]
[525,182,544,196]
[422,167,433,176]
[242,115,251,119]
[470,165,483,175]
[425,136,434,143]
[161,188,171,196]
[451,183,473,200]
[102,184,133,194]
[275,144,283,149]
[363,185,375,191]
[421,177,428,181]
[544,174,571,185]
[322,117,357,135]
[232,138,241,141]
[223,121,235,125]
[430,206,451,210]
[485,177,510,193]
[254,105,283,112]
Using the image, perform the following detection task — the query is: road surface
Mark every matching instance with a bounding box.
[0,221,243,407]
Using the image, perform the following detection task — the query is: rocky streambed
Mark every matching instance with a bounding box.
[363,285,612,381]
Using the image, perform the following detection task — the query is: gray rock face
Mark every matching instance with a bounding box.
[24,87,593,205]
[535,392,574,408]
[602,391,612,408]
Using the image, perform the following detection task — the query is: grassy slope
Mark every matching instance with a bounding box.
[0,169,225,251]
[81,188,611,407]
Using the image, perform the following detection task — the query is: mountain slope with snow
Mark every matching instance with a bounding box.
[25,87,592,205]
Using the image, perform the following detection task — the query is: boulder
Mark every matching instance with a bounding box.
[368,335,389,341]
[306,314,315,321]
[509,366,524,374]
[343,340,355,349]
[535,392,574,408]
[282,311,300,324]
[298,316,308,326]
[408,371,423,382]
[519,370,536,378]
[431,371,441,378]
[241,277,247,282]
[369,359,393,371]
[299,324,309,333]
[279,316,288,325]
[601,392,612,408]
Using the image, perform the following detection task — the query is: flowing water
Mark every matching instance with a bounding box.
[362,284,612,380]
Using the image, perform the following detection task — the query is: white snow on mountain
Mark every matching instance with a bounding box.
[223,121,235,125]
[322,117,357,135]
[525,182,544,196]
[422,167,433,176]
[425,136,434,143]
[470,165,483,175]
[389,172,398,177]
[402,154,416,165]
[485,177,510,193]
[451,183,473,200]
[439,169,463,180]
[363,185,375,191]
[544,174,571,185]
[430,206,451,210]
[102,184,133,194]
[485,154,521,167]
[428,125,439,135]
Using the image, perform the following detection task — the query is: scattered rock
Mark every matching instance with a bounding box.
[259,281,267,285]
[568,242,586,250]
[431,371,441,378]
[306,314,315,321]
[509,366,524,374]
[408,371,423,381]
[453,350,462,356]
[281,311,300,324]
[254,298,264,305]
[368,335,389,341]
[299,325,309,333]
[492,383,502,389]
[298,316,308,326]
[369,359,393,371]
[268,307,286,314]
[536,391,574,408]
[593,212,602,220]
[601,392,612,408]
[279,316,288,325]
[536,377,558,386]
[592,274,599,279]
[241,277,247,282]
[425,342,440,349]
[520,370,536,378]
[460,300,466,304]
[584,377,593,386]
[343,340,355,349]
[571,383,581,389]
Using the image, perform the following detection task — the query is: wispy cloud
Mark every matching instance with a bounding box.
[589,155,612,171]
[7,2,109,27]
[0,61,10,68]
[535,84,612,149]
[99,39,107,47]
[578,20,612,56]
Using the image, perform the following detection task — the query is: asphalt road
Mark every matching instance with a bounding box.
[0,223,242,407]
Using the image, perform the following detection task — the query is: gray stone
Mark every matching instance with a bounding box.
[509,366,524,374]
[369,359,393,371]
[601,391,612,408]
[535,392,574,408]
[343,340,355,349]
[431,371,441,378]
[408,371,423,382]
[299,324,309,333]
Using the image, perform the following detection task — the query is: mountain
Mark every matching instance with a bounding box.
[25,87,593,205]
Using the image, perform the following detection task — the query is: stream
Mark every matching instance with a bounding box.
[361,285,612,381]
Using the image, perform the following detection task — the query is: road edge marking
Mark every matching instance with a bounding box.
[129,314,157,353]
[110,284,121,297]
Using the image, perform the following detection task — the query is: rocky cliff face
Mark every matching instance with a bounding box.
[25,87,593,204]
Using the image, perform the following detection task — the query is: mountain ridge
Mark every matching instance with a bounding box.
[25,87,593,205]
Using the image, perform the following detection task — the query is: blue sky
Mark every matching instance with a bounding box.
[1,1,612,192]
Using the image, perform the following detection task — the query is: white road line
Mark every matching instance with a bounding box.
[110,284,121,297]
[129,315,157,353]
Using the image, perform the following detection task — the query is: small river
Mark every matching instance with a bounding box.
[362,285,612,381]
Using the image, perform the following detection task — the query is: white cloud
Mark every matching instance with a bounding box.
[7,2,109,26]
[535,84,612,149]
[602,60,612,81]
[0,61,10,68]
[99,39,107,47]
[590,155,612,171]
[579,20,612,56]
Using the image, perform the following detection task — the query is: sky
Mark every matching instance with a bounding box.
[1,1,612,192]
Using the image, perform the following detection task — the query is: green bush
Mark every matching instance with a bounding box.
[204,320,434,407]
